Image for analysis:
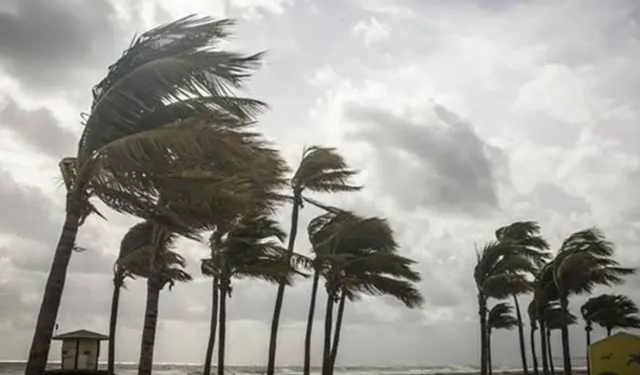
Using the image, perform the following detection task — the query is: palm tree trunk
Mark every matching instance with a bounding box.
[585,325,592,375]
[329,292,346,374]
[547,329,555,375]
[606,327,612,337]
[479,293,489,375]
[203,277,219,375]
[322,293,335,375]
[559,296,572,375]
[488,329,493,375]
[107,278,122,375]
[303,271,320,375]
[531,325,539,375]
[539,319,550,375]
[138,276,162,375]
[513,295,529,375]
[217,287,227,375]
[267,193,301,375]
[25,197,81,375]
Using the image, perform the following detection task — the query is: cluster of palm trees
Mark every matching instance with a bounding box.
[24,15,424,375]
[475,221,639,375]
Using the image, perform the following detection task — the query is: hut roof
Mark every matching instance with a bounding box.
[52,329,108,341]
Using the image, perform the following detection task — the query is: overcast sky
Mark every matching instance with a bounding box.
[1,0,640,369]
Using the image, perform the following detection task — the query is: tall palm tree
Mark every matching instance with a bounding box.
[495,221,551,375]
[323,252,423,375]
[267,146,360,375]
[528,301,540,375]
[550,228,636,375]
[487,303,518,375]
[580,295,603,375]
[474,241,536,375]
[202,214,299,375]
[202,229,223,375]
[532,261,561,375]
[303,211,395,375]
[26,16,286,375]
[299,211,422,375]
[117,221,192,375]
[544,303,577,375]
[106,227,143,375]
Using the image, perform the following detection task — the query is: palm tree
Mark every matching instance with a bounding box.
[528,300,540,375]
[267,146,360,375]
[487,303,518,375]
[495,221,551,375]
[299,211,422,375]
[550,228,636,375]
[474,241,536,375]
[544,303,577,375]
[202,214,299,375]
[117,221,192,375]
[106,227,143,375]
[582,294,640,340]
[303,211,387,375]
[303,211,393,375]
[323,252,423,375]
[26,16,287,375]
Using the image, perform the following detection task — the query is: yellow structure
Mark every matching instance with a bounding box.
[590,331,640,375]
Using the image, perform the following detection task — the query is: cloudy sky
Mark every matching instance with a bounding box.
[2,0,640,369]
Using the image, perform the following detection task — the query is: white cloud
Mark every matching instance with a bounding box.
[352,17,390,46]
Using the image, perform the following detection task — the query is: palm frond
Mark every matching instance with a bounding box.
[291,146,361,193]
[341,274,423,308]
[488,302,518,330]
[81,15,265,159]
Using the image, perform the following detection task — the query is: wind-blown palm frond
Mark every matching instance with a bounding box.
[488,303,518,330]
[544,303,577,330]
[581,294,640,334]
[117,221,191,289]
[495,221,551,268]
[552,229,636,297]
[340,274,423,308]
[68,16,288,234]
[202,213,299,292]
[291,146,361,193]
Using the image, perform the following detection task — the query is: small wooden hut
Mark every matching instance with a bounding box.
[47,329,109,375]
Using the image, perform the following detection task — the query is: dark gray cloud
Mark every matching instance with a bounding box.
[0,0,122,93]
[0,98,77,158]
[345,103,503,214]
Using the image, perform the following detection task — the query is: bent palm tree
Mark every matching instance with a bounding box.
[528,301,540,375]
[583,294,640,338]
[106,230,141,375]
[544,303,577,375]
[267,146,360,375]
[474,241,536,375]
[495,221,551,375]
[26,16,286,375]
[300,211,422,375]
[323,252,422,375]
[117,221,192,375]
[551,228,636,375]
[303,211,395,375]
[202,214,298,375]
[487,303,518,375]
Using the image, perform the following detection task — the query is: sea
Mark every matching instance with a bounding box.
[0,362,589,375]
